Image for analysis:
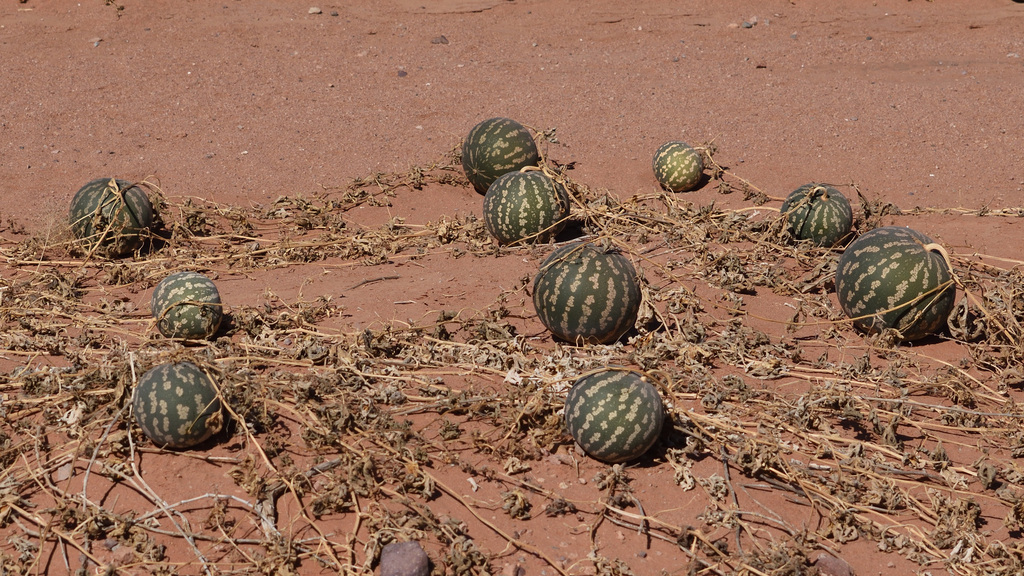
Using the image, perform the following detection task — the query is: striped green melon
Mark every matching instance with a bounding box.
[69,177,154,258]
[780,183,853,247]
[564,369,665,463]
[151,271,224,340]
[462,117,540,194]
[483,169,571,245]
[133,362,223,450]
[533,242,641,344]
[652,141,704,192]
[835,226,956,341]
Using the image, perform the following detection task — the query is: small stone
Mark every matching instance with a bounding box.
[308,6,321,14]
[55,461,73,481]
[812,553,854,576]
[380,541,430,576]
[431,35,449,45]
[741,21,754,28]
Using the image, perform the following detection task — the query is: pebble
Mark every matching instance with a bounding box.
[309,6,321,14]
[812,553,854,576]
[431,35,449,44]
[380,541,430,576]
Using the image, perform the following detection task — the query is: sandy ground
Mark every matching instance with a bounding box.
[2,1,1024,575]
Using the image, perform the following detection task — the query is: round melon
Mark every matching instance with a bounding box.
[835,226,956,341]
[780,183,854,247]
[69,177,154,258]
[483,170,571,245]
[133,362,223,449]
[533,242,641,344]
[151,271,224,340]
[564,369,665,463]
[652,141,704,192]
[462,117,540,194]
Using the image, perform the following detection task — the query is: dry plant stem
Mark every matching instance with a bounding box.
[701,146,780,201]
[217,399,286,540]
[347,491,365,574]
[7,152,1024,576]
[349,429,572,576]
[395,478,571,576]
[597,508,730,576]
[79,406,127,507]
[9,502,116,574]
[18,453,67,575]
[346,275,400,291]
[507,472,742,569]
[219,391,347,571]
[124,447,216,574]
[719,446,744,556]
[688,407,962,560]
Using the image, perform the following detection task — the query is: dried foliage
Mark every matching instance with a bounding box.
[1,143,1023,576]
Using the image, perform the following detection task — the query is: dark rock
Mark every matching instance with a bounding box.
[380,541,430,576]
[431,35,449,45]
[813,553,855,576]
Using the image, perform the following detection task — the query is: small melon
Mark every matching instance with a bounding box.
[462,117,540,194]
[532,242,641,344]
[652,141,704,192]
[483,169,571,245]
[564,369,665,463]
[69,177,154,258]
[780,183,853,247]
[133,362,223,449]
[835,226,956,341]
[151,271,224,340]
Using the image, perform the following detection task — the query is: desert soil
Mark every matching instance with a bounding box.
[2,1,1024,575]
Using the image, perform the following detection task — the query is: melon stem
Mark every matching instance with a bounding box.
[922,242,953,274]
